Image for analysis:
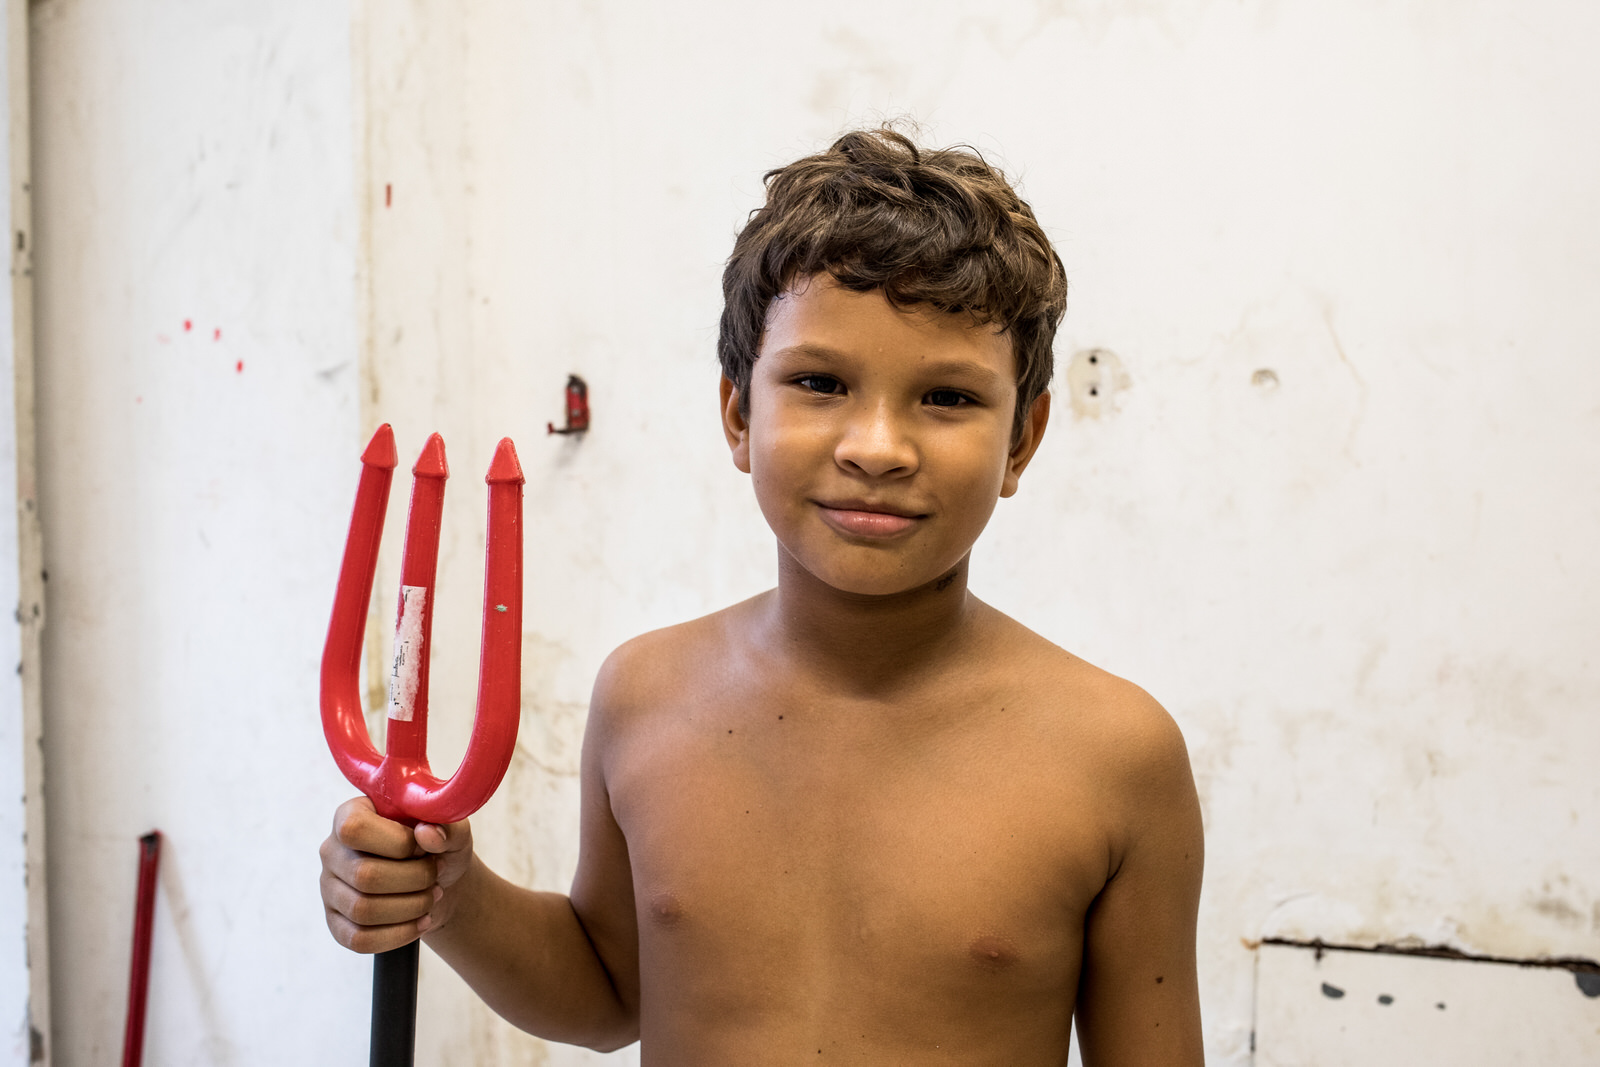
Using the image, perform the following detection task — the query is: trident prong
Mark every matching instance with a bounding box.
[321,424,525,827]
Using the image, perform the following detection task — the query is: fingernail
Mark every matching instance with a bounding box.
[417,914,433,933]
[433,886,443,902]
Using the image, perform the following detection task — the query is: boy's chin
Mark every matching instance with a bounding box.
[787,557,963,600]
[825,577,929,599]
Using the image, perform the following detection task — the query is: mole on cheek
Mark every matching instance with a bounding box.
[968,934,1020,971]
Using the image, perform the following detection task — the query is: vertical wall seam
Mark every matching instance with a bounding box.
[8,0,48,1062]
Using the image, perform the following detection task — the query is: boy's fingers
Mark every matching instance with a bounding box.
[324,908,428,956]
[331,796,416,860]
[322,870,436,929]
[321,838,437,895]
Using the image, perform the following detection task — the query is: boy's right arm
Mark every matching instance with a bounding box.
[319,799,638,1051]
[319,687,643,1054]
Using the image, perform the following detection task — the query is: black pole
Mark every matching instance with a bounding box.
[370,941,419,1067]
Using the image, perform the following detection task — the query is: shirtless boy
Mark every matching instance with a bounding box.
[321,128,1205,1065]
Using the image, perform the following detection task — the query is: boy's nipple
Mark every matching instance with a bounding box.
[649,890,686,928]
[968,934,1020,972]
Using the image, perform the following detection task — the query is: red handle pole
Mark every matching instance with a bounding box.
[121,830,162,1067]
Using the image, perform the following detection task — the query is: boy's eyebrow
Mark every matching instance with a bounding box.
[764,342,848,364]
[913,359,1008,387]
[767,344,1007,385]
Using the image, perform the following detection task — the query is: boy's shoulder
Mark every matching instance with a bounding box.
[585,595,764,723]
[978,603,1180,728]
[983,606,1192,783]
[980,609,1198,881]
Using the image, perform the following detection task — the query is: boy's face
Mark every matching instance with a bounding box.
[722,274,1049,598]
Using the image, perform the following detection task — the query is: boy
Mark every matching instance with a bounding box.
[320,128,1204,1065]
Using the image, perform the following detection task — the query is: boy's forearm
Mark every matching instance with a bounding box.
[421,855,637,1050]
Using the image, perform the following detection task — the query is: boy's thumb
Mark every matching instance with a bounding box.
[413,820,466,854]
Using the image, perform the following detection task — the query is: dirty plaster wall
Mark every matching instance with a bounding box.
[22,0,1600,1064]
[359,2,1600,1064]
[29,2,366,1064]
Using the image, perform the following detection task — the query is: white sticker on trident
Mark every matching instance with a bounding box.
[388,585,428,722]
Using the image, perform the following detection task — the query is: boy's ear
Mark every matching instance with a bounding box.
[1000,391,1050,498]
[720,376,751,474]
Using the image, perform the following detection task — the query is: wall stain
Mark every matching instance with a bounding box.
[808,28,912,120]
[157,845,238,1065]
[514,632,585,778]
[1064,347,1131,419]
[1531,896,1584,928]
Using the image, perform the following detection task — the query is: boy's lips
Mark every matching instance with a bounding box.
[815,499,923,538]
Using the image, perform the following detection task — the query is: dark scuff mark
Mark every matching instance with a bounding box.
[1377,994,1394,1005]
[1264,937,1600,978]
[1577,972,1600,998]
[1321,982,1345,999]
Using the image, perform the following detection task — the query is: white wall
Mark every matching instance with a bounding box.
[30,2,367,1063]
[27,1,1600,1065]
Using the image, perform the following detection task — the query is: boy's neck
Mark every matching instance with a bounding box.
[761,549,985,695]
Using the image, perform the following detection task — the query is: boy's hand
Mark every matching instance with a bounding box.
[319,796,474,954]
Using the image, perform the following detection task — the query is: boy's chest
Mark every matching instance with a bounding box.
[607,695,1112,1018]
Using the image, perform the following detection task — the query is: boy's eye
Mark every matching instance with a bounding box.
[796,375,845,395]
[925,388,973,408]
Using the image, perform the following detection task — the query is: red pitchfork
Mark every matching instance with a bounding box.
[321,424,524,1067]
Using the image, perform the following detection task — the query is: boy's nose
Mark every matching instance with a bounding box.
[834,401,918,478]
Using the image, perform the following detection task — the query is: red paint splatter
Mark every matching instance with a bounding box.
[235,360,244,373]
[213,328,222,341]
[183,320,192,332]
[385,183,392,208]
[135,396,143,404]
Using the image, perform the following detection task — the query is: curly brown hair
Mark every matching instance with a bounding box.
[718,127,1067,442]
